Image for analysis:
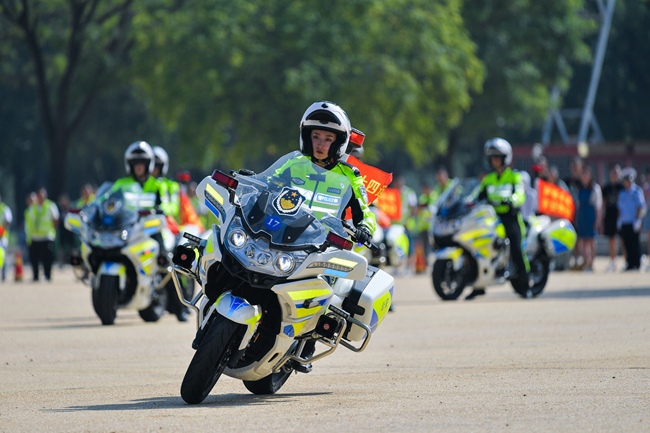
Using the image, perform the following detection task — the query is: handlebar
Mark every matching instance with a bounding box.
[341,220,378,252]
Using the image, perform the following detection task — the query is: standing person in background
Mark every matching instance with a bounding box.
[416,180,435,263]
[25,188,59,282]
[601,164,625,273]
[74,183,96,208]
[575,166,602,272]
[617,168,645,271]
[547,165,569,191]
[565,157,584,269]
[432,167,452,203]
[0,194,13,281]
[642,168,650,271]
[394,175,418,274]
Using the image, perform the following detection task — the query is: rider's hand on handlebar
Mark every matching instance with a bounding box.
[354,227,372,245]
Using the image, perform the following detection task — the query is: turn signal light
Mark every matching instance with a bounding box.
[211,170,239,189]
[138,209,153,217]
[350,128,365,147]
[68,209,81,214]
[326,232,353,250]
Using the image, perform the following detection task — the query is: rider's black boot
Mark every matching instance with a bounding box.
[465,288,486,300]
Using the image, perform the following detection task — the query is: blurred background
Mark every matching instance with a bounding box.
[1,0,648,220]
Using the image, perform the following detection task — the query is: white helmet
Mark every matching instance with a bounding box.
[484,137,513,166]
[152,146,169,177]
[299,101,351,163]
[124,141,155,175]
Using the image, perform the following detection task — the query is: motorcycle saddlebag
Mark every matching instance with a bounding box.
[541,219,577,257]
[341,266,394,341]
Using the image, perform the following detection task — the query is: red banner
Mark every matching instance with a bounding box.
[376,187,402,222]
[344,155,393,220]
[537,179,575,221]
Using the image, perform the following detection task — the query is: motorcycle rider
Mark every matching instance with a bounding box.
[471,138,530,299]
[152,146,181,220]
[279,101,377,372]
[151,146,191,322]
[111,141,172,276]
[279,101,377,242]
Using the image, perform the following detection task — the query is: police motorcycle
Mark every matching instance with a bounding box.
[431,178,576,300]
[354,207,409,270]
[64,182,171,325]
[171,151,394,404]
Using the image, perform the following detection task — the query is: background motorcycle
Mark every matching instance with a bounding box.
[431,178,576,300]
[65,183,171,325]
[172,151,394,404]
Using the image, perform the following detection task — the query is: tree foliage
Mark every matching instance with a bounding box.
[445,0,595,175]
[131,0,484,171]
[0,0,137,200]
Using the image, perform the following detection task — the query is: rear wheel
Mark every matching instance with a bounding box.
[432,259,466,300]
[243,367,292,395]
[138,285,168,322]
[181,315,245,404]
[511,256,549,298]
[92,275,118,325]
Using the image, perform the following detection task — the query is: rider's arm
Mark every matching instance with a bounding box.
[509,171,526,209]
[339,163,377,235]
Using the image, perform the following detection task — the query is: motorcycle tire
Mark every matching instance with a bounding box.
[92,275,118,325]
[138,286,168,322]
[432,259,466,301]
[181,315,246,404]
[243,367,292,395]
[511,256,549,298]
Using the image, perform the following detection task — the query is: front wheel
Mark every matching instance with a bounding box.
[511,256,549,298]
[243,366,292,395]
[180,315,245,404]
[92,275,118,325]
[432,259,466,300]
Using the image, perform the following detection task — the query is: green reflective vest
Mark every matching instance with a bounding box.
[479,168,526,214]
[276,155,377,234]
[25,200,57,243]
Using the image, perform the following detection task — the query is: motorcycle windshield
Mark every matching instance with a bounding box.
[83,187,140,231]
[437,178,481,219]
[234,151,353,248]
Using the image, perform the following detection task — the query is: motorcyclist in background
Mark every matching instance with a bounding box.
[472,138,530,300]
[152,146,181,221]
[111,141,172,273]
[151,146,190,322]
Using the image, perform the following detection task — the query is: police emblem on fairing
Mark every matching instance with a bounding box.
[272,187,305,215]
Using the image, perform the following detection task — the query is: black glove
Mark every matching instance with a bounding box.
[239,168,255,176]
[354,227,372,245]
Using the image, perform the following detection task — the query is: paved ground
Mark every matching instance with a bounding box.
[1,258,649,432]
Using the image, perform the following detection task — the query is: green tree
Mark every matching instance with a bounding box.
[131,0,484,171]
[443,0,594,175]
[0,0,137,200]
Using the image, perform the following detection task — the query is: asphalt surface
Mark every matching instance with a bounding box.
[1,257,649,432]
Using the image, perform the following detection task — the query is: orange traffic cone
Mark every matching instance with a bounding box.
[415,240,427,274]
[14,251,23,282]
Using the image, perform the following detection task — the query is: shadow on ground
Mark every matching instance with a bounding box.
[542,287,650,299]
[48,392,332,412]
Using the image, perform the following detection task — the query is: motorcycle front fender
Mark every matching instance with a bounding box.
[214,291,261,351]
[96,262,127,291]
[434,247,465,271]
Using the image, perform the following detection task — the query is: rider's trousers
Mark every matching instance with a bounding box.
[497,210,530,287]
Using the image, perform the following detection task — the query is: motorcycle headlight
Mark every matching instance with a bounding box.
[229,229,248,249]
[274,253,295,274]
